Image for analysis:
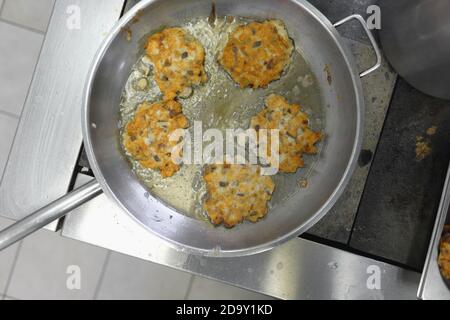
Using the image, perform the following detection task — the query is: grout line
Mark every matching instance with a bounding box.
[0,0,5,16]
[0,109,19,120]
[92,250,112,300]
[183,275,195,300]
[2,241,23,299]
[0,17,45,35]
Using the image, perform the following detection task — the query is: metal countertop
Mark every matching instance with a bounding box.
[0,0,124,229]
[63,170,420,300]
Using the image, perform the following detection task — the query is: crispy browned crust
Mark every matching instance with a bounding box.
[203,164,275,228]
[145,27,207,100]
[250,94,322,173]
[219,20,293,88]
[123,100,189,178]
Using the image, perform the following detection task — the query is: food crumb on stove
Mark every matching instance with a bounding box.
[415,135,432,161]
[426,125,437,136]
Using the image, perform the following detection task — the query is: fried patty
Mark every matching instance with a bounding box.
[123,100,189,178]
[219,20,294,88]
[203,164,275,228]
[145,27,207,100]
[438,226,450,279]
[250,94,322,173]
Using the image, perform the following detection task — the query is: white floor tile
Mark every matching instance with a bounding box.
[0,217,20,296]
[0,113,18,179]
[187,276,274,300]
[1,0,55,32]
[6,229,108,300]
[0,1,4,12]
[0,21,43,116]
[96,252,192,300]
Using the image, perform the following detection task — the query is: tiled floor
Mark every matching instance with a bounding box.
[0,0,273,300]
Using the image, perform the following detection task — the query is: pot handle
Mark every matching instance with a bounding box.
[333,14,382,78]
[0,179,102,251]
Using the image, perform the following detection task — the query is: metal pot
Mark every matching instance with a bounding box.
[379,0,450,100]
[0,0,380,256]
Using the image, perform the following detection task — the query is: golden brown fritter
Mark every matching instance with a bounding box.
[250,94,322,173]
[145,27,207,100]
[203,164,275,228]
[123,100,189,178]
[219,20,294,88]
[438,226,450,279]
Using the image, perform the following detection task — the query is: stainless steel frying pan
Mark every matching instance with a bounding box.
[0,0,380,256]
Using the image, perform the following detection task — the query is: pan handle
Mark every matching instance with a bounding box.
[0,179,102,251]
[333,14,382,78]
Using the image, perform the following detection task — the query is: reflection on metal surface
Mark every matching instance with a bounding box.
[379,0,450,100]
[63,174,419,300]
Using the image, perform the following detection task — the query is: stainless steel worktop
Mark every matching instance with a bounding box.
[63,171,420,300]
[0,0,424,299]
[0,0,124,230]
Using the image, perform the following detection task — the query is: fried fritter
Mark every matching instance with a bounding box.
[145,27,207,100]
[123,100,189,178]
[438,227,450,279]
[219,20,294,88]
[250,94,322,173]
[203,164,275,228]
